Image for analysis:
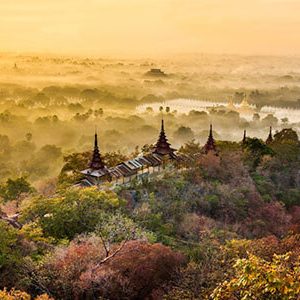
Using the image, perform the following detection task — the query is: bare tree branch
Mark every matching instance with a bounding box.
[98,239,127,266]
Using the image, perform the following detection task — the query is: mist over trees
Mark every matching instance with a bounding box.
[0,53,299,299]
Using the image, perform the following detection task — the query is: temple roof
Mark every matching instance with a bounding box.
[153,119,177,158]
[266,126,273,144]
[203,124,217,154]
[81,122,178,180]
[109,153,163,178]
[238,96,255,115]
[89,133,106,170]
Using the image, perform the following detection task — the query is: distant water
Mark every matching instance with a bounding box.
[137,98,300,124]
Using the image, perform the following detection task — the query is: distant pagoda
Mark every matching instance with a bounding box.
[266,126,274,144]
[240,96,250,108]
[153,119,176,159]
[203,124,217,154]
[227,97,236,111]
[242,129,247,144]
[238,95,255,115]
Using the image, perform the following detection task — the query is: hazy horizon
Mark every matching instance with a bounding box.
[1,0,300,57]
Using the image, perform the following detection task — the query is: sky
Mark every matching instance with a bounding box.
[1,0,300,57]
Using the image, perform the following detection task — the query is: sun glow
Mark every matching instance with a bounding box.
[1,0,300,56]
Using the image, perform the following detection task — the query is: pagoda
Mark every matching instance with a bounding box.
[238,95,255,115]
[153,119,177,159]
[80,132,110,185]
[90,133,105,170]
[203,124,217,154]
[266,126,273,144]
[242,129,247,144]
[240,96,250,108]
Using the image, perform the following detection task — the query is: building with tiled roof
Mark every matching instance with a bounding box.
[80,120,177,186]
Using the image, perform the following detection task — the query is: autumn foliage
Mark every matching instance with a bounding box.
[0,128,299,299]
[212,253,300,300]
[35,238,184,299]
[0,289,52,300]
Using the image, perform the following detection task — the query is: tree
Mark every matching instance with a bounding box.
[102,151,128,167]
[35,239,184,299]
[22,145,62,180]
[174,126,195,143]
[274,128,299,144]
[188,110,208,118]
[94,108,103,118]
[258,202,291,237]
[281,117,289,125]
[36,145,62,162]
[211,253,300,300]
[58,151,90,185]
[0,289,30,300]
[224,234,300,262]
[262,114,278,126]
[0,177,34,202]
[25,133,32,142]
[72,112,90,122]
[179,139,201,157]
[67,103,84,112]
[0,289,52,300]
[253,113,260,121]
[80,88,99,101]
[243,138,274,169]
[0,221,23,289]
[12,141,36,160]
[141,144,155,155]
[31,93,50,107]
[0,221,20,270]
[146,106,153,113]
[53,95,68,106]
[20,187,124,240]
[94,212,156,256]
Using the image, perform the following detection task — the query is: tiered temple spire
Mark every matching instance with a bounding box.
[90,132,105,170]
[266,126,273,144]
[242,129,247,144]
[203,124,217,154]
[79,121,290,187]
[153,119,176,158]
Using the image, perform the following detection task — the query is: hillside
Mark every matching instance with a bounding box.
[1,123,299,299]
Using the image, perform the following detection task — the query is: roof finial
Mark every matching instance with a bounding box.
[266,126,273,144]
[209,124,213,137]
[243,129,246,143]
[161,101,165,121]
[94,127,98,148]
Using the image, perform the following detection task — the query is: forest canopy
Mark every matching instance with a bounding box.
[0,53,299,299]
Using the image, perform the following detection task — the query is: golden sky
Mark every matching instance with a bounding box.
[1,0,300,56]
